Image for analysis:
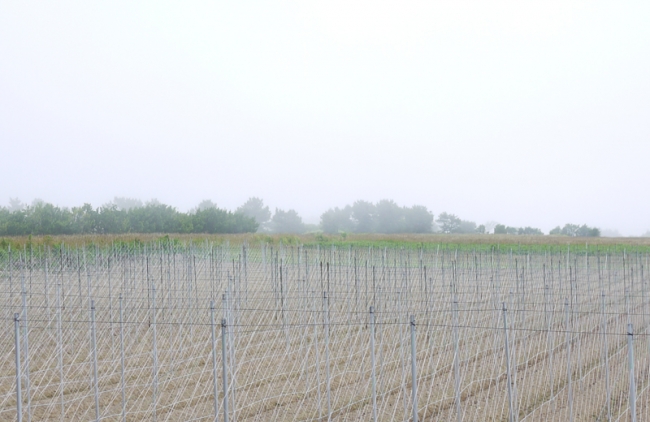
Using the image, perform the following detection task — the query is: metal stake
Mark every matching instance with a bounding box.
[565,299,573,422]
[410,315,418,422]
[324,292,331,421]
[503,303,515,422]
[370,306,377,422]
[628,323,636,422]
[222,318,229,422]
[15,313,22,422]
[91,300,99,421]
[210,302,219,422]
[453,297,462,422]
[120,295,126,422]
[601,292,611,422]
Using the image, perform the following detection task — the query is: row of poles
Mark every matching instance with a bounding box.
[3,242,649,421]
[11,297,640,422]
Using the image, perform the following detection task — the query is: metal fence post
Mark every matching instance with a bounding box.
[222,318,229,422]
[324,291,331,421]
[56,283,64,420]
[152,285,158,422]
[544,284,554,402]
[564,299,573,422]
[628,323,636,422]
[15,313,22,422]
[312,291,322,420]
[120,295,126,422]
[410,315,418,422]
[370,306,377,422]
[20,274,32,422]
[601,291,611,422]
[210,301,219,422]
[502,303,515,422]
[453,297,462,422]
[91,300,99,422]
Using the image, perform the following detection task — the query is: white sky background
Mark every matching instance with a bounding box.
[1,2,649,235]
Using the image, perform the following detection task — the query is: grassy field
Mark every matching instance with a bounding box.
[2,232,650,250]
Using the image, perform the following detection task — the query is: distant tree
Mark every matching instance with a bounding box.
[270,209,305,234]
[236,197,272,227]
[351,200,376,233]
[457,220,477,234]
[575,224,600,237]
[505,226,518,235]
[518,227,544,235]
[494,225,517,234]
[8,198,23,212]
[71,203,99,233]
[320,206,354,234]
[192,208,258,233]
[112,197,143,211]
[476,225,486,234]
[375,200,403,233]
[436,212,462,234]
[550,224,600,237]
[560,224,580,237]
[403,205,434,233]
[194,199,218,212]
[494,224,507,234]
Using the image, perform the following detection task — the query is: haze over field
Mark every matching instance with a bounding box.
[1,2,649,235]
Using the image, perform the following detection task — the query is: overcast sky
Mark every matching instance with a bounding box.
[1,2,649,235]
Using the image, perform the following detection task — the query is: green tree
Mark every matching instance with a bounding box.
[436,212,462,234]
[494,224,507,234]
[351,200,376,233]
[375,200,403,233]
[320,206,353,234]
[403,205,434,233]
[236,197,272,228]
[270,209,305,234]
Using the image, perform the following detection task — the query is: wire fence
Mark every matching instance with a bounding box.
[1,242,649,421]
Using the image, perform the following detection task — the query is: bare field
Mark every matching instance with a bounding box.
[1,243,649,421]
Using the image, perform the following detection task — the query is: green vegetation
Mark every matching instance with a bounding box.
[0,200,258,236]
[549,223,600,237]
[1,197,609,238]
[320,200,433,234]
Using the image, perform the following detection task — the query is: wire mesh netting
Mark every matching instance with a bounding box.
[1,242,649,421]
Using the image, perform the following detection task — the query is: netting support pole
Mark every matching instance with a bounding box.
[120,295,126,422]
[221,318,229,422]
[312,291,322,420]
[601,292,611,422]
[410,315,418,422]
[564,299,573,422]
[453,297,462,422]
[15,313,22,422]
[210,301,219,422]
[370,306,377,422]
[56,283,64,421]
[91,300,100,422]
[152,285,158,422]
[324,291,332,421]
[20,270,32,422]
[544,284,554,403]
[627,323,636,422]
[502,303,515,422]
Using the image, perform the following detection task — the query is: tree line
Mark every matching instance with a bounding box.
[1,197,601,237]
[0,198,257,236]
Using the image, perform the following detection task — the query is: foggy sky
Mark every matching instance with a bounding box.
[2,2,649,235]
